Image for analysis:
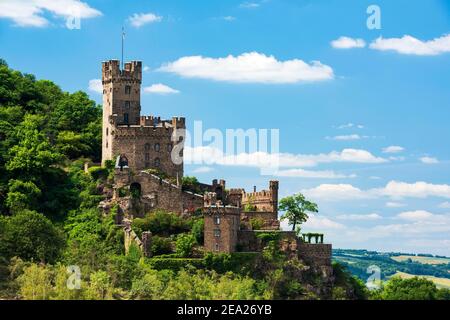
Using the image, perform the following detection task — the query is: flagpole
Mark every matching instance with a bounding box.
[121,26,124,70]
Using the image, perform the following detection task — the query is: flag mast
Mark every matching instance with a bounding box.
[121,26,125,70]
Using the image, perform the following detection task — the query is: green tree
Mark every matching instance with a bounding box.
[17,264,53,300]
[6,179,41,213]
[381,276,439,300]
[87,271,113,300]
[279,193,318,231]
[175,234,197,257]
[2,210,64,263]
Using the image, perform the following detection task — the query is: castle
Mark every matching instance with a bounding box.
[99,59,332,275]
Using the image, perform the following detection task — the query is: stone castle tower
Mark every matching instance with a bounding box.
[101,60,185,178]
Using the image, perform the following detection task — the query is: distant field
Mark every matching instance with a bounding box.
[391,255,450,265]
[392,272,450,289]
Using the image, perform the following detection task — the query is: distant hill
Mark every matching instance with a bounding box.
[333,249,450,288]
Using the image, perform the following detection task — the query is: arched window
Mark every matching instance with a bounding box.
[106,128,108,136]
[144,143,150,151]
[167,144,172,152]
[154,143,160,152]
[154,158,160,167]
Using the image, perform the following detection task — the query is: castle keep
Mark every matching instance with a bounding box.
[102,60,184,178]
[99,59,331,274]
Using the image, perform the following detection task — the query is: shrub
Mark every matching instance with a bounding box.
[151,236,173,256]
[131,210,189,236]
[176,234,197,257]
[191,218,204,244]
[250,217,265,230]
[146,258,204,271]
[88,166,108,181]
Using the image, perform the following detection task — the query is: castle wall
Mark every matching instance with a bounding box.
[112,124,184,178]
[297,243,332,267]
[204,207,240,253]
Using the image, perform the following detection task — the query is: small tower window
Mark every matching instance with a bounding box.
[214,229,221,238]
[214,215,221,225]
[125,85,131,94]
[125,101,130,109]
[154,158,160,167]
[106,128,108,136]
[167,144,172,152]
[215,243,219,252]
[144,143,150,151]
[124,113,129,124]
[145,153,150,161]
[154,143,160,152]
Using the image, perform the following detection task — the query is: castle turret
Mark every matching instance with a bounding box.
[102,60,142,164]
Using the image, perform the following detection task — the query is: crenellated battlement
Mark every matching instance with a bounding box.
[102,60,142,83]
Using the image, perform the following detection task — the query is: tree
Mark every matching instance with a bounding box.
[175,234,196,257]
[6,179,41,213]
[279,193,318,231]
[2,210,64,263]
[381,276,439,300]
[17,263,53,300]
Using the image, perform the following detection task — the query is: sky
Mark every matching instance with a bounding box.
[1,0,450,255]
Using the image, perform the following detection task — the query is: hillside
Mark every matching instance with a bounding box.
[333,249,450,289]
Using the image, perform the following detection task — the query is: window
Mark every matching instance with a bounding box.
[214,229,221,237]
[125,101,130,109]
[167,144,172,152]
[154,158,160,167]
[124,113,129,124]
[144,143,150,151]
[154,143,160,152]
[125,85,131,94]
[145,153,150,161]
[106,128,108,136]
[215,243,219,252]
[214,215,221,225]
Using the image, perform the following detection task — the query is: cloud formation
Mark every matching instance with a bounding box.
[331,36,366,49]
[159,52,334,84]
[370,34,450,56]
[0,0,101,27]
[382,145,404,154]
[420,156,439,164]
[143,83,179,95]
[129,12,162,28]
[88,79,102,94]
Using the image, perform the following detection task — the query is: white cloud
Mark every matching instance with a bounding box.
[143,66,150,72]
[0,0,101,27]
[370,34,450,56]
[191,166,214,174]
[274,169,356,179]
[397,210,434,221]
[326,134,364,141]
[128,12,162,28]
[158,52,334,84]
[337,123,364,129]
[302,184,372,202]
[386,201,406,208]
[239,2,260,9]
[302,216,345,231]
[88,79,102,94]
[382,145,405,154]
[143,83,179,95]
[336,213,382,221]
[420,156,439,164]
[331,36,366,49]
[438,201,450,209]
[380,181,450,199]
[389,156,405,161]
[301,181,450,202]
[184,146,387,168]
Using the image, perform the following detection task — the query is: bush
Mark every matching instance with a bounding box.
[250,217,265,230]
[147,258,204,271]
[203,252,260,275]
[381,276,439,300]
[88,166,108,181]
[131,210,190,236]
[176,234,196,257]
[151,236,173,256]
[191,218,204,244]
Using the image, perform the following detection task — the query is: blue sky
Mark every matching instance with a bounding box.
[1,0,450,255]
